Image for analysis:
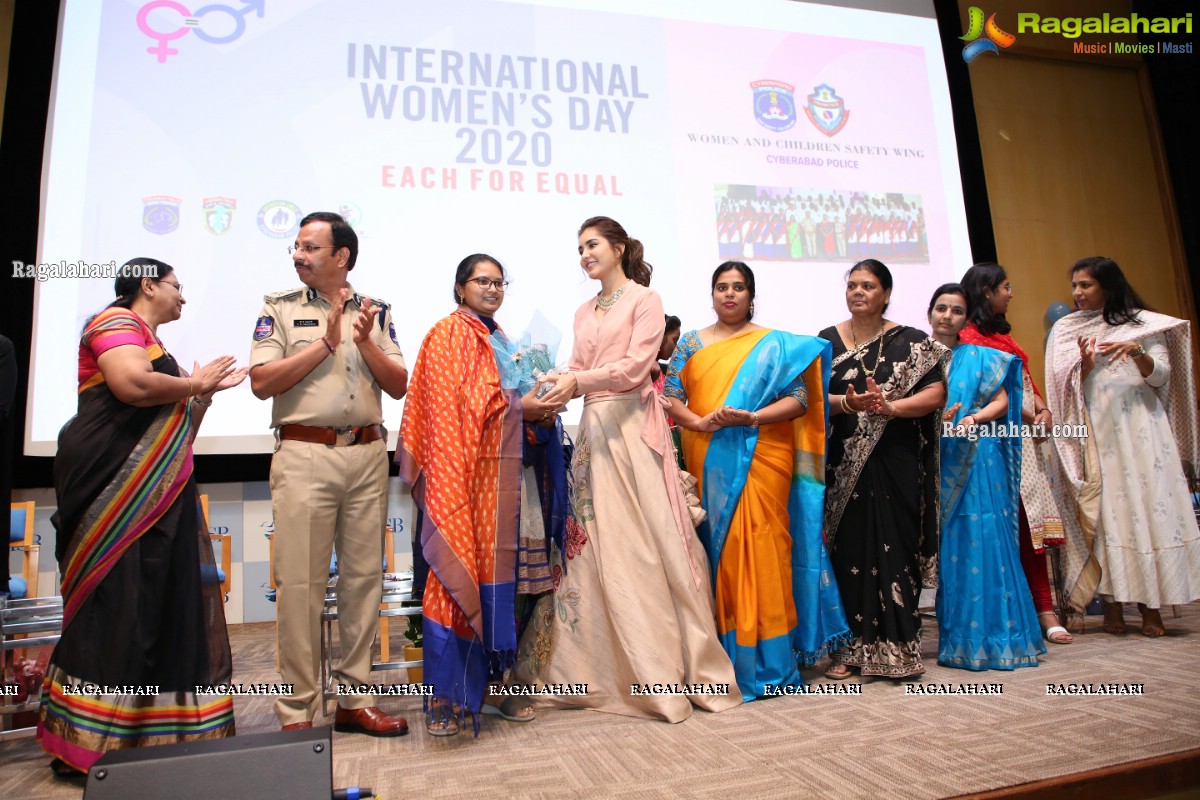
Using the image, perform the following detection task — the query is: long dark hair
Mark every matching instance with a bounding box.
[578,216,652,286]
[453,253,505,303]
[1071,256,1148,326]
[961,262,1010,335]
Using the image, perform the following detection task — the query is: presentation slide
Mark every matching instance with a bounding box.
[27,0,971,454]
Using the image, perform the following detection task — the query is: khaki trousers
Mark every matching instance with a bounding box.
[270,438,386,724]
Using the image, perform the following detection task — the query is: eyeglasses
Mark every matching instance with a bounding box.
[467,277,510,290]
[160,280,183,293]
[288,244,338,256]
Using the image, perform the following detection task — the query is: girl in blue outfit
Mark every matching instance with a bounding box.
[930,283,1045,670]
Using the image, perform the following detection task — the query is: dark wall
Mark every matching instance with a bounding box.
[1135,0,1200,317]
[2,1,58,488]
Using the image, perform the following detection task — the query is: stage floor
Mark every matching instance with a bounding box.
[3,602,1199,798]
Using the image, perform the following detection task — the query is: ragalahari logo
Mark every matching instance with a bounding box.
[960,7,1017,62]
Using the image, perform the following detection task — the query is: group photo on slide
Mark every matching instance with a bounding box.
[2,0,1198,798]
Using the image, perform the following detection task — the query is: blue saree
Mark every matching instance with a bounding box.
[937,344,1044,670]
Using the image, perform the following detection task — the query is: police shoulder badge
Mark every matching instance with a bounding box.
[253,316,275,341]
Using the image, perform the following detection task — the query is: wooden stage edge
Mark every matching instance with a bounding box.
[950,748,1200,800]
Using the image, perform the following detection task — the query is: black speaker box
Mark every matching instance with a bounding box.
[84,725,332,800]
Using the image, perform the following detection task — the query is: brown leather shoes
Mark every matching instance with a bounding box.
[333,705,409,737]
[281,721,313,731]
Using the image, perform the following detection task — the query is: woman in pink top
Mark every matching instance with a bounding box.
[515,217,739,722]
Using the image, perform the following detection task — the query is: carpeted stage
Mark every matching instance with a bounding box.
[3,603,1199,799]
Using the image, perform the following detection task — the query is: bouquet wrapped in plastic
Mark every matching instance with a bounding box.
[491,310,562,395]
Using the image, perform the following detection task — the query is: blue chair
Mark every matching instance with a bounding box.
[9,502,38,598]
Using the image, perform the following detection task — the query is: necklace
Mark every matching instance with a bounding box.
[597,281,630,311]
[851,323,886,377]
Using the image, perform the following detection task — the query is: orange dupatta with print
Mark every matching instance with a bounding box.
[396,310,521,725]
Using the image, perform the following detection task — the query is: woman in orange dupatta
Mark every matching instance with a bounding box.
[397,254,562,736]
[665,262,849,700]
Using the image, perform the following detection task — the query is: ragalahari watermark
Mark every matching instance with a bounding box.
[12,260,159,282]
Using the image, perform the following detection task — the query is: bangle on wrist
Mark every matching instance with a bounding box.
[750,411,760,428]
[185,377,194,397]
[193,394,212,408]
[321,336,335,354]
[840,395,851,414]
[1131,345,1146,358]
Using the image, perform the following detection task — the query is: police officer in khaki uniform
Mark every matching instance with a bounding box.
[250,211,409,735]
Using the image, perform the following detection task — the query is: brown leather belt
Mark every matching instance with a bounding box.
[278,423,385,447]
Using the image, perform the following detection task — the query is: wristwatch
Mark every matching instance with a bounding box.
[1131,344,1146,358]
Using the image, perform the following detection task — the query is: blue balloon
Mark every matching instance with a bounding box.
[1045,301,1072,326]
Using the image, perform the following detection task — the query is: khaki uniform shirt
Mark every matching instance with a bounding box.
[249,283,405,427]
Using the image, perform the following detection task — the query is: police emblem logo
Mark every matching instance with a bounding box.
[203,197,237,235]
[253,316,274,341]
[389,322,399,346]
[751,80,797,133]
[142,195,182,235]
[804,84,850,137]
[257,200,302,239]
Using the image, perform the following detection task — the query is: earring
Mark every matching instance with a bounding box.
[457,295,464,304]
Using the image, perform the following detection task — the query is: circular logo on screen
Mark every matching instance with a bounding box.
[257,200,302,239]
[142,195,182,235]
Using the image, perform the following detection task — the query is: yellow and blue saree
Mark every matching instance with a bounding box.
[666,328,849,699]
